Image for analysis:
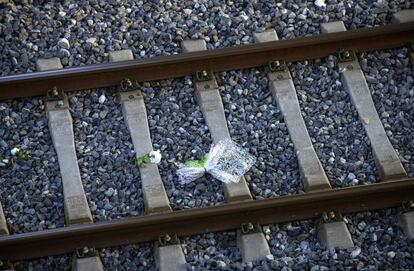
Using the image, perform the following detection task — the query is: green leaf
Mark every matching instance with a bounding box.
[18,150,31,161]
[135,153,150,167]
[186,154,209,168]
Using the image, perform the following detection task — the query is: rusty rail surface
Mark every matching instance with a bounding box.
[0,178,413,261]
[0,22,413,100]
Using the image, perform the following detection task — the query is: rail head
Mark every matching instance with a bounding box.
[0,178,413,261]
[0,22,413,100]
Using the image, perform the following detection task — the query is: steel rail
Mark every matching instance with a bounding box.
[0,178,413,261]
[0,22,413,100]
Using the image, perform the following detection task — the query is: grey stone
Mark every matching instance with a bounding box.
[317,221,354,249]
[21,53,29,68]
[350,247,361,258]
[347,173,356,181]
[320,21,346,34]
[58,38,70,49]
[58,48,71,58]
[108,49,134,62]
[253,29,278,43]
[181,39,206,53]
[36,58,63,71]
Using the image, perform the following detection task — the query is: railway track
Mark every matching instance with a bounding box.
[0,8,413,271]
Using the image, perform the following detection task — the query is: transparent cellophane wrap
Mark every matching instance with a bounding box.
[177,140,256,184]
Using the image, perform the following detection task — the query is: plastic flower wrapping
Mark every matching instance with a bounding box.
[177,139,256,184]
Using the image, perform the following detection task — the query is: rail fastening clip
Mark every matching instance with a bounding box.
[46,86,65,101]
[75,246,98,259]
[158,234,180,247]
[240,222,262,235]
[268,60,287,72]
[337,49,356,63]
[194,70,214,82]
[118,78,141,92]
[401,200,414,214]
[320,211,344,224]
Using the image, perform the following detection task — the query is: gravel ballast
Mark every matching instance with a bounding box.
[14,244,155,271]
[183,231,242,270]
[14,208,414,270]
[14,255,71,271]
[291,57,379,187]
[69,89,145,221]
[218,69,303,198]
[0,1,412,75]
[260,208,414,270]
[143,78,225,210]
[100,243,155,271]
[0,98,65,233]
[183,208,413,270]
[359,48,414,177]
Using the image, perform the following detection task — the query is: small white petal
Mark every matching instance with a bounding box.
[149,150,162,164]
[98,94,106,104]
[10,147,20,156]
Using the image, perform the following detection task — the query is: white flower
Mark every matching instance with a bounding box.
[10,147,20,156]
[98,94,106,104]
[149,150,162,164]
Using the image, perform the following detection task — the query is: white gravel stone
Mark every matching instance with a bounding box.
[351,247,361,258]
[388,251,396,258]
[58,38,70,49]
[98,94,106,104]
[86,37,97,44]
[217,260,226,267]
